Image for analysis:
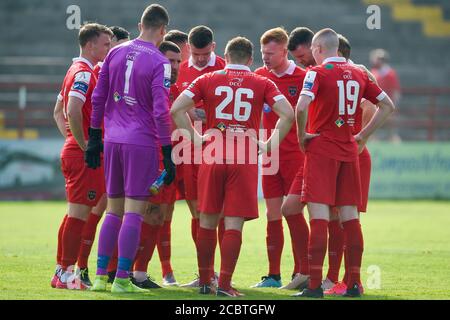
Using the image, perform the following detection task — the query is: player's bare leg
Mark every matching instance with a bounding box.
[131,202,163,289]
[253,197,284,288]
[158,202,179,286]
[77,193,107,287]
[339,206,364,297]
[196,213,221,294]
[292,203,329,298]
[279,195,310,290]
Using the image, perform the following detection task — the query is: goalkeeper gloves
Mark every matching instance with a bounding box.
[161,144,176,185]
[85,127,103,169]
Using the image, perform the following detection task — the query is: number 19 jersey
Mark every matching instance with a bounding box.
[301,57,386,161]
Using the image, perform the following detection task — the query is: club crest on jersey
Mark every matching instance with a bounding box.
[87,190,96,201]
[288,86,298,97]
[263,103,272,113]
[114,92,121,102]
[335,117,345,127]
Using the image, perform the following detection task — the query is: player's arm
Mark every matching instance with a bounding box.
[53,94,67,138]
[259,98,294,153]
[295,95,318,153]
[170,93,204,146]
[355,88,396,151]
[67,96,86,150]
[86,58,110,169]
[153,62,176,185]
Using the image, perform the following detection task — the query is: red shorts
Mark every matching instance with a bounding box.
[288,159,305,196]
[262,159,302,198]
[198,163,259,220]
[301,152,361,207]
[61,156,105,206]
[183,162,199,201]
[358,147,371,212]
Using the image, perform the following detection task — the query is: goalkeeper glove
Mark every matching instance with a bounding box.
[161,144,176,185]
[85,127,103,169]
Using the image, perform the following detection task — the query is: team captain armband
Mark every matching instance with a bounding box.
[69,71,92,102]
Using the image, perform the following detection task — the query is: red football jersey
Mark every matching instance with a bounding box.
[184,64,286,162]
[255,61,306,161]
[301,57,386,161]
[176,53,226,93]
[60,57,98,158]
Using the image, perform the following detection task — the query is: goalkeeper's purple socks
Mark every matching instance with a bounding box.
[116,213,143,279]
[96,213,122,276]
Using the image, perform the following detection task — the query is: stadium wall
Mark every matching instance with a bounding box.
[0,140,449,200]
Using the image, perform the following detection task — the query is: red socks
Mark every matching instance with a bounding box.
[285,213,310,275]
[308,219,328,289]
[326,220,345,283]
[266,219,284,275]
[77,213,102,269]
[218,217,225,249]
[56,214,68,265]
[133,223,160,272]
[157,220,173,277]
[342,219,364,287]
[197,227,217,286]
[61,217,85,270]
[191,218,199,248]
[219,229,242,291]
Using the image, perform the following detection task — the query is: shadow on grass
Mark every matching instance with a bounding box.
[85,286,403,300]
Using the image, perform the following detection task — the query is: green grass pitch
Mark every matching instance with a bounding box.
[0,200,449,300]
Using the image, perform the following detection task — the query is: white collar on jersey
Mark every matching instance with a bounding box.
[322,56,347,65]
[72,57,95,70]
[225,64,251,72]
[188,52,217,71]
[270,60,296,78]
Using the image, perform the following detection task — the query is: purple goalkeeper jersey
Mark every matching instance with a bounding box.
[91,39,172,147]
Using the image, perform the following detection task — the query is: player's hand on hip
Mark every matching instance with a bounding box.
[300,133,320,153]
[354,133,368,154]
[84,127,103,169]
[161,144,176,185]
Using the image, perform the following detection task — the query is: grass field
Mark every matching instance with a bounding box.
[0,200,449,300]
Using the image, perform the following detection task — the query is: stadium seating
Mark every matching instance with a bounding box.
[0,0,449,139]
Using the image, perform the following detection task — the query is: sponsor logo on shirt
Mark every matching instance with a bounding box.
[325,64,334,69]
[72,82,89,94]
[343,70,353,80]
[263,103,272,113]
[229,78,243,87]
[303,71,317,90]
[335,117,345,127]
[114,92,121,102]
[72,71,91,94]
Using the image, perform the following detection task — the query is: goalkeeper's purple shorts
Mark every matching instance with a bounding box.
[104,142,159,201]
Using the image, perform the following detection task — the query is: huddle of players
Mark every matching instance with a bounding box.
[51,3,395,298]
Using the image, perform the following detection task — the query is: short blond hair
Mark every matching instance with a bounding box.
[260,27,288,46]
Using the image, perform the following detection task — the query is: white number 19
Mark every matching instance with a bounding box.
[337,80,360,116]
